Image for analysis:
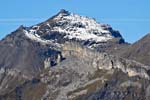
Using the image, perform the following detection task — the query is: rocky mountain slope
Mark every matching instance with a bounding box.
[1,42,150,100]
[0,9,150,100]
[119,34,150,66]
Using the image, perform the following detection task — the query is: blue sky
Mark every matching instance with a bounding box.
[0,0,150,43]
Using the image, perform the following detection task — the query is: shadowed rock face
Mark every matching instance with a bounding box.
[0,10,150,100]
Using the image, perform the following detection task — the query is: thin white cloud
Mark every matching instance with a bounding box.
[0,18,150,25]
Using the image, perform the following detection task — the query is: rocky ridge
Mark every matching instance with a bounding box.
[0,9,150,100]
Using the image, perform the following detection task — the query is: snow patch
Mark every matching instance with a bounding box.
[46,23,51,28]
[23,28,52,44]
[52,13,113,42]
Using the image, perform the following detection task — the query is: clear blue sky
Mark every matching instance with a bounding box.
[0,0,150,43]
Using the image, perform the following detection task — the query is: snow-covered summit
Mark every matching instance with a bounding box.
[22,9,124,45]
[51,10,113,42]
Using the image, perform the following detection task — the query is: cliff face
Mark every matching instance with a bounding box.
[39,42,150,100]
[0,10,150,100]
[1,42,150,100]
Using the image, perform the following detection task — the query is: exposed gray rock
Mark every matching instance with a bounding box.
[0,10,150,100]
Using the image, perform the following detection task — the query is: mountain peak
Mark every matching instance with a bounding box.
[1,9,150,100]
[16,25,26,31]
[20,10,125,49]
[144,33,150,38]
[138,33,150,43]
[57,9,70,16]
[59,9,70,14]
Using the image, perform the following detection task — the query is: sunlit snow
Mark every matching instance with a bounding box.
[23,11,114,44]
[52,13,113,42]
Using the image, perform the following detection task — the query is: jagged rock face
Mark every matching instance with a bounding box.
[0,9,126,78]
[1,43,150,100]
[0,9,150,100]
